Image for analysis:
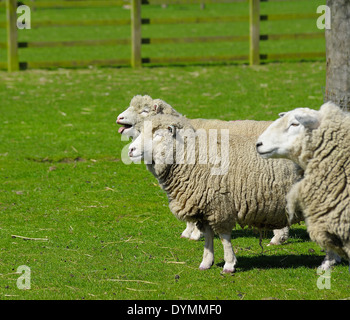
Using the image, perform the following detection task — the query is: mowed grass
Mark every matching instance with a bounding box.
[1,61,350,300]
[0,0,325,65]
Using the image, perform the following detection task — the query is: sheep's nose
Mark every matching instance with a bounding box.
[116,116,124,123]
[256,141,263,149]
[128,147,135,157]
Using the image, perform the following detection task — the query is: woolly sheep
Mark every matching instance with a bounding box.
[117,95,289,245]
[128,114,302,272]
[256,102,349,270]
[117,95,201,239]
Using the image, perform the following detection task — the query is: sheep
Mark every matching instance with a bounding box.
[117,95,202,239]
[117,95,290,245]
[128,114,302,272]
[256,101,350,270]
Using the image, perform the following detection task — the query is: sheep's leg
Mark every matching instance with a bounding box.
[199,225,214,270]
[181,222,195,239]
[220,233,237,273]
[268,227,290,246]
[319,250,341,270]
[181,222,203,240]
[190,225,203,241]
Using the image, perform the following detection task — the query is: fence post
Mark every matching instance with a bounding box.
[249,0,260,65]
[6,0,19,72]
[131,0,142,68]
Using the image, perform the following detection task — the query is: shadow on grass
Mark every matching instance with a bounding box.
[216,253,324,271]
[230,227,310,242]
[238,254,323,271]
[217,254,349,271]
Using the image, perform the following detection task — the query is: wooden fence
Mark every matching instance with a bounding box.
[0,0,325,72]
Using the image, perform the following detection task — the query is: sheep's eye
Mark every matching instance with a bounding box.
[140,109,149,114]
[168,126,176,136]
[290,123,300,127]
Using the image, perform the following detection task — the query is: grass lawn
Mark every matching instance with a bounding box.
[1,60,350,300]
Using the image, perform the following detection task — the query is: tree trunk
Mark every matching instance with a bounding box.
[325,0,350,111]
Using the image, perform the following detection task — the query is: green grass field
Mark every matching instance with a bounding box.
[1,61,350,300]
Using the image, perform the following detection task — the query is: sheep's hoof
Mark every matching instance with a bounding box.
[222,266,235,273]
[180,232,191,239]
[267,241,282,246]
[268,237,287,246]
[199,262,213,270]
[222,262,236,273]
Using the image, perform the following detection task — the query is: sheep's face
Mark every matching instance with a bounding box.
[128,121,179,165]
[116,106,140,138]
[116,96,174,139]
[256,108,321,162]
[117,105,151,138]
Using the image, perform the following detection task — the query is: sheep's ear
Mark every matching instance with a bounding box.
[167,125,176,137]
[295,114,320,130]
[278,112,286,118]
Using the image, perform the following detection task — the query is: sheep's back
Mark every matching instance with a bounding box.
[189,118,272,137]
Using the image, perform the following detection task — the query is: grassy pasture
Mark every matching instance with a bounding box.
[1,61,350,300]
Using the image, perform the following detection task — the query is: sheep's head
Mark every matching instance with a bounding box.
[256,107,322,167]
[116,95,153,138]
[128,115,192,166]
[116,95,180,139]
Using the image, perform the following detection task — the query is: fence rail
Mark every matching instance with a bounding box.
[1,0,326,71]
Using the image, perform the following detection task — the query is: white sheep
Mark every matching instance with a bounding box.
[117,95,290,245]
[128,114,302,273]
[256,101,350,270]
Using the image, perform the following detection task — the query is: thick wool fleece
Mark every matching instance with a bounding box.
[129,95,181,117]
[287,104,350,259]
[147,115,302,235]
[189,118,272,138]
[129,95,153,108]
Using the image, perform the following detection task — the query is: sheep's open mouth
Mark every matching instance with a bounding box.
[129,154,143,163]
[257,149,276,158]
[118,124,132,134]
